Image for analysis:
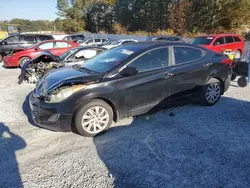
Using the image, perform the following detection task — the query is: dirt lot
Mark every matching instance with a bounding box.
[0,65,250,188]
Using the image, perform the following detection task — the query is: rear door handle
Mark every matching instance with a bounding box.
[163,72,174,79]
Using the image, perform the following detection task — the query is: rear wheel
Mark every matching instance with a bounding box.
[200,82,221,106]
[18,57,30,67]
[74,99,113,137]
[237,77,248,87]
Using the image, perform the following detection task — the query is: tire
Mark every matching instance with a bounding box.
[231,73,237,81]
[234,50,241,59]
[237,77,248,88]
[18,57,30,67]
[74,99,113,137]
[200,82,221,106]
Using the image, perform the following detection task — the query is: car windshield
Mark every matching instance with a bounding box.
[81,45,145,73]
[60,48,79,60]
[191,36,214,45]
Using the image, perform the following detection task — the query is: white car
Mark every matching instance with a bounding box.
[103,39,138,49]
[79,38,108,46]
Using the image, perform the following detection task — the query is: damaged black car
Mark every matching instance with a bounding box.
[18,46,106,84]
[29,41,232,137]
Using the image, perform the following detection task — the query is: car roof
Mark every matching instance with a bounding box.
[198,34,241,37]
[125,41,200,49]
[10,34,53,37]
[71,46,106,50]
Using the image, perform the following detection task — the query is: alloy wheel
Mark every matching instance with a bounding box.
[205,83,221,104]
[81,106,110,134]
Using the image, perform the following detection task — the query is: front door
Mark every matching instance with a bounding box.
[0,35,22,54]
[118,47,173,116]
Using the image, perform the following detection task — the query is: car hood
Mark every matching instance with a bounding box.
[36,67,103,96]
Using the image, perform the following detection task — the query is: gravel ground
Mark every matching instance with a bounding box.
[0,64,250,188]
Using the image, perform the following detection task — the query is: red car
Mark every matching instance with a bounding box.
[191,34,244,59]
[3,40,79,67]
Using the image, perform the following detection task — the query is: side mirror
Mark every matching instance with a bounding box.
[120,66,138,77]
[34,47,39,51]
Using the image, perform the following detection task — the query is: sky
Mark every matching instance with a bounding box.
[0,0,58,21]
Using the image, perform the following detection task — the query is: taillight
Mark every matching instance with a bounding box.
[221,58,233,65]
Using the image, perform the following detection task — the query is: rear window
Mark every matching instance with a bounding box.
[225,36,234,43]
[233,36,241,42]
[174,47,203,64]
[191,36,214,45]
[23,35,35,42]
[55,42,70,48]
[39,35,53,41]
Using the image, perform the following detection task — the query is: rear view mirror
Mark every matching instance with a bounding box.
[120,66,138,77]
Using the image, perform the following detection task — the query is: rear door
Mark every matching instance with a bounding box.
[118,47,174,116]
[22,35,37,48]
[169,46,208,95]
[225,36,237,51]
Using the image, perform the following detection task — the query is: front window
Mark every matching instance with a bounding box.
[129,47,169,72]
[191,36,214,45]
[4,36,21,44]
[38,42,54,50]
[81,45,144,73]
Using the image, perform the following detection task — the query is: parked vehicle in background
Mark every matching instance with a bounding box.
[79,37,109,46]
[98,39,116,46]
[3,40,78,67]
[30,42,232,137]
[18,46,106,84]
[103,39,138,49]
[152,35,184,42]
[191,34,244,59]
[0,34,54,62]
[63,34,85,43]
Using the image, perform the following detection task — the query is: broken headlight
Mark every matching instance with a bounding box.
[45,85,87,103]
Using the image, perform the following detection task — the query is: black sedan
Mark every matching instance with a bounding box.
[29,41,232,137]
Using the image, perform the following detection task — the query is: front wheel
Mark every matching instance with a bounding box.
[200,82,221,106]
[74,99,113,137]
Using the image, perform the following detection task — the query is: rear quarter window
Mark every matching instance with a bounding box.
[174,47,203,65]
[233,36,241,42]
[39,35,54,41]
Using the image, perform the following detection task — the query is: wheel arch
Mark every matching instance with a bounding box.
[206,77,224,94]
[71,97,119,133]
